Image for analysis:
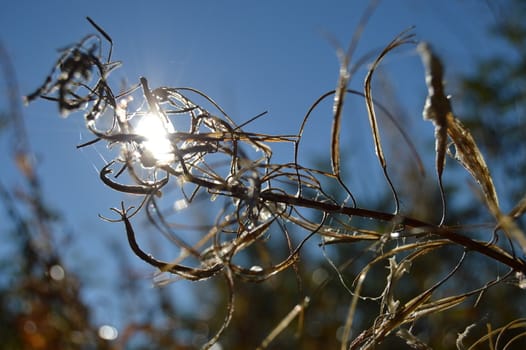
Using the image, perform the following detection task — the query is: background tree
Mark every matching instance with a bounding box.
[460,0,526,210]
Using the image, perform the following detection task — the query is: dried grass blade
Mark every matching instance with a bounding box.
[256,296,310,349]
[418,42,451,225]
[396,328,433,350]
[418,42,449,178]
[409,294,468,320]
[330,54,349,179]
[372,251,466,347]
[365,30,415,170]
[86,16,113,60]
[447,114,499,211]
[495,213,526,255]
[341,270,367,350]
[509,193,526,219]
[500,195,526,253]
[329,0,379,179]
[364,29,415,213]
[202,269,235,349]
[467,319,526,350]
[418,42,500,221]
[456,323,476,350]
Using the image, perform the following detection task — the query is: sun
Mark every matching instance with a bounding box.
[135,112,175,167]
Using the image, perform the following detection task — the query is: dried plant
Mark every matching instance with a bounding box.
[25,16,526,349]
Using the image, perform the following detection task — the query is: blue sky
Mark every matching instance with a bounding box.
[0,0,503,341]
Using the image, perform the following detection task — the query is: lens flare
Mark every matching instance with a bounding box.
[135,113,175,167]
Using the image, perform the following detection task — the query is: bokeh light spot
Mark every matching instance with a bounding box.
[49,264,65,281]
[98,325,118,340]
